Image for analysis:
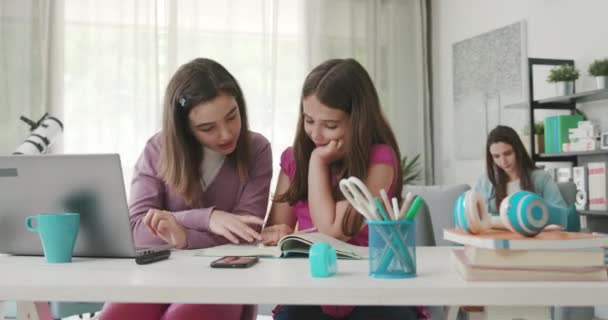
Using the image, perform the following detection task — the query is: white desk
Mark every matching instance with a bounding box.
[1,247,607,319]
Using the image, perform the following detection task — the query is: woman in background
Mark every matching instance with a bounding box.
[474,125,578,230]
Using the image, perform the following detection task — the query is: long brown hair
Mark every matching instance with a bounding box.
[275,58,403,236]
[160,58,250,207]
[485,125,536,209]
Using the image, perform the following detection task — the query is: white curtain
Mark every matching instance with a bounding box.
[0,0,51,154]
[305,0,433,184]
[2,0,430,189]
[61,0,308,189]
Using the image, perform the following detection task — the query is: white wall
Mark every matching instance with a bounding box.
[432,0,608,186]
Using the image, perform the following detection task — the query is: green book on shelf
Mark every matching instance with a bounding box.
[544,114,583,153]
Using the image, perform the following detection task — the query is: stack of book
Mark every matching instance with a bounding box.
[443,228,608,281]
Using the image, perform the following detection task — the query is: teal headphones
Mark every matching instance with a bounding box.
[454,190,569,237]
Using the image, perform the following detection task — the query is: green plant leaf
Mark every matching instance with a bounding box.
[547,64,580,82]
[589,58,608,76]
[521,122,543,135]
[534,122,544,134]
[401,153,422,185]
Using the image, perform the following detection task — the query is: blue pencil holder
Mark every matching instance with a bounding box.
[368,220,416,279]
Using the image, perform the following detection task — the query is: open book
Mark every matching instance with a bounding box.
[193,232,369,259]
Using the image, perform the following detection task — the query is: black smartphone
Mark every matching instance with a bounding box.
[210,256,259,268]
[135,249,171,265]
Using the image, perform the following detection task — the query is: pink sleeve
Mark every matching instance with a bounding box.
[279,147,296,179]
[369,144,397,167]
[369,144,399,198]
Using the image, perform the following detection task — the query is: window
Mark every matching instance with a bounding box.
[62,0,306,193]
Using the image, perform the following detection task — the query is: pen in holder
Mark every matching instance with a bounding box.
[368,219,416,278]
[338,176,418,278]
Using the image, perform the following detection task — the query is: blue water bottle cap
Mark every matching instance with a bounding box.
[309,242,337,278]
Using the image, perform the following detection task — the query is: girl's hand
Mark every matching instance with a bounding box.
[311,139,344,164]
[143,209,188,249]
[260,224,294,245]
[209,210,264,244]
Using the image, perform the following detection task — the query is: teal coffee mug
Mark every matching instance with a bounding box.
[26,213,80,263]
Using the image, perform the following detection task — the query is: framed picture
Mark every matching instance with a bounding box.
[452,21,527,160]
[601,131,608,150]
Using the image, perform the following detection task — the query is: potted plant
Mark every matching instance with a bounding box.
[521,122,545,155]
[547,64,579,96]
[588,58,608,89]
[401,154,422,185]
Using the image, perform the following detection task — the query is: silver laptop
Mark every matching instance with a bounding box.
[0,154,170,258]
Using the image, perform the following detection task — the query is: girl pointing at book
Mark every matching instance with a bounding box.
[261,58,424,320]
[474,125,579,231]
[101,58,272,320]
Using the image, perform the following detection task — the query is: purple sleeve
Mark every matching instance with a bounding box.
[171,208,214,232]
[181,133,272,249]
[182,133,272,249]
[172,135,272,242]
[128,136,171,246]
[128,135,216,247]
[232,134,273,218]
[129,133,273,249]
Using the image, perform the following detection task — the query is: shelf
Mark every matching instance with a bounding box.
[525,59,608,167]
[503,101,574,110]
[536,88,608,106]
[503,101,574,109]
[579,210,608,216]
[530,102,576,110]
[539,149,608,158]
[502,88,608,109]
[539,150,608,158]
[534,154,577,162]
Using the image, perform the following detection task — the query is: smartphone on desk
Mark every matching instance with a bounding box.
[210,256,259,268]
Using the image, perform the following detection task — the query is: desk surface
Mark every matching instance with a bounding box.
[0,247,606,306]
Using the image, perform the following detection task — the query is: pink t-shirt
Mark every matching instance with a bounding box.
[279,144,398,318]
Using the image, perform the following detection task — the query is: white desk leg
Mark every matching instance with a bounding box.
[445,306,459,320]
[16,302,53,320]
[1,301,5,320]
[484,306,551,320]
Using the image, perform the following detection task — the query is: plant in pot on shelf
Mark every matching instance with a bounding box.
[521,122,544,155]
[588,58,608,90]
[547,64,579,96]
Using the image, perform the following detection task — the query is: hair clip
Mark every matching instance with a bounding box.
[178,97,187,108]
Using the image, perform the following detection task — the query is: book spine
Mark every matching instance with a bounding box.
[544,116,555,153]
[589,162,607,210]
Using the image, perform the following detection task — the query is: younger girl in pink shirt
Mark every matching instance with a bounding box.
[262,58,426,320]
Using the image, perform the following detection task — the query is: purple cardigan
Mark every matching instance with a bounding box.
[129,131,272,249]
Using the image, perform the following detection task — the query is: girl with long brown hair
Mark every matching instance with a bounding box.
[261,58,421,320]
[101,58,272,320]
[475,125,569,215]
